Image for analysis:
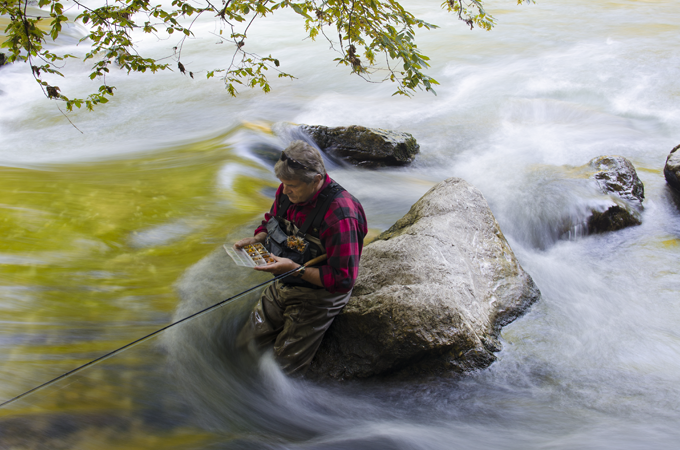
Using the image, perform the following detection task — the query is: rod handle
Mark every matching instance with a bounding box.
[303,253,327,267]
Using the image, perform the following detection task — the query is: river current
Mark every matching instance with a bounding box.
[1,0,679,449]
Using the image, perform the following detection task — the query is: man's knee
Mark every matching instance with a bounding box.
[237,294,283,350]
[272,315,334,375]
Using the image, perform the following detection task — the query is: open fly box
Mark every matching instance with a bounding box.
[224,242,276,267]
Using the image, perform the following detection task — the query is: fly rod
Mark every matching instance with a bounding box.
[0,253,328,409]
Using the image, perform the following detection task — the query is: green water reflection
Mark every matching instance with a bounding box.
[0,128,277,446]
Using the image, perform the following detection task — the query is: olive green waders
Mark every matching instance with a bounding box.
[237,279,352,375]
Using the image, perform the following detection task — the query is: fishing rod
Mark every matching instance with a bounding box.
[0,253,328,409]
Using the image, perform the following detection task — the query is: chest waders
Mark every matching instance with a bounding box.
[265,181,344,288]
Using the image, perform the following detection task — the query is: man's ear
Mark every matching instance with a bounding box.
[315,173,324,183]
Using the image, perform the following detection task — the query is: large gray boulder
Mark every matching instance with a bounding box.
[299,125,419,168]
[586,156,644,233]
[308,177,541,379]
[664,144,680,194]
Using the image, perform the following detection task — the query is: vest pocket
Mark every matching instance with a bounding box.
[267,217,291,246]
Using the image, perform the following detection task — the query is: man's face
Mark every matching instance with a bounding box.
[280,176,321,204]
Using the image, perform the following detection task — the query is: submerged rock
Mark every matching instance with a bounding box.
[586,156,644,233]
[506,156,646,248]
[309,177,541,379]
[299,125,419,168]
[664,144,680,194]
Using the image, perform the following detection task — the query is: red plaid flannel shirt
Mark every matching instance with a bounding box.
[254,174,367,293]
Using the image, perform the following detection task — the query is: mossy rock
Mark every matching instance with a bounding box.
[586,155,644,233]
[300,124,420,168]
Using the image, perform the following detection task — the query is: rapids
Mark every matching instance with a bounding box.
[1,0,680,448]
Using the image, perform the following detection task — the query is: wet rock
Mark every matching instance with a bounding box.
[664,144,680,194]
[508,156,646,248]
[586,156,644,233]
[0,53,6,67]
[299,124,419,168]
[249,141,283,167]
[309,177,541,379]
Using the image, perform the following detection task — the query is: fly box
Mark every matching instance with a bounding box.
[224,242,275,267]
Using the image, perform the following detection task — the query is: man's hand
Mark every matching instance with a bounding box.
[234,232,267,249]
[254,255,298,275]
[255,255,325,288]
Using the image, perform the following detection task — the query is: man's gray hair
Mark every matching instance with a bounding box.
[275,140,327,184]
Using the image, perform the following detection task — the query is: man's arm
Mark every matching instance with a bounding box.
[317,217,364,293]
[317,192,368,293]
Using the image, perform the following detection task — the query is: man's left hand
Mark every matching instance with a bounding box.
[254,255,299,275]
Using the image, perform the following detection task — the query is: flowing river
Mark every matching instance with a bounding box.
[1,0,680,448]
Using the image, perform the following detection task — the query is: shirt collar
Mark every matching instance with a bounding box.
[296,174,332,207]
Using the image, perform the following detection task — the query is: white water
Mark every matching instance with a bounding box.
[1,0,680,448]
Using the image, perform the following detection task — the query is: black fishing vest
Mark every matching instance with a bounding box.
[265,181,345,288]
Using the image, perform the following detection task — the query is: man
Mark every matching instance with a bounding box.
[235,140,367,375]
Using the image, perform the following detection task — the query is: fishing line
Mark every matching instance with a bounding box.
[0,254,327,409]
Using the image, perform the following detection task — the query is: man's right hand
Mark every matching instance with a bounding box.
[233,232,267,249]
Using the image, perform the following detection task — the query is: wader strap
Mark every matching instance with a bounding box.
[300,182,344,235]
[277,194,291,219]
[275,182,345,237]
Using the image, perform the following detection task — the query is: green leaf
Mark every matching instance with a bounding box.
[290,3,312,20]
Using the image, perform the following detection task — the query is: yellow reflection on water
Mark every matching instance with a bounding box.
[0,130,277,445]
[661,238,679,248]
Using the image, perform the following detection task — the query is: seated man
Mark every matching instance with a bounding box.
[235,140,367,375]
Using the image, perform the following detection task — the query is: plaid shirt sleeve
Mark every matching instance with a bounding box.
[317,192,368,294]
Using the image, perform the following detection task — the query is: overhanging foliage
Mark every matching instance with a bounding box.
[0,0,528,111]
